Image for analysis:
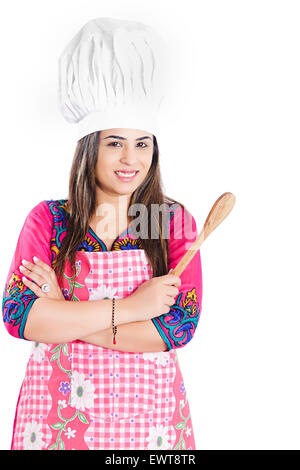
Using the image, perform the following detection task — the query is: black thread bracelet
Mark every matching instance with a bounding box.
[112,297,117,345]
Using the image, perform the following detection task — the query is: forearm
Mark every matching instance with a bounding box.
[24,297,133,343]
[79,319,168,353]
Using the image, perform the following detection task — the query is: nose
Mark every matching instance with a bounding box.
[119,146,139,166]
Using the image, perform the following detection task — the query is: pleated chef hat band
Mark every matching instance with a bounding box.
[58,17,168,141]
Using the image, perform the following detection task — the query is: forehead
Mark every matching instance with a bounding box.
[100,128,153,139]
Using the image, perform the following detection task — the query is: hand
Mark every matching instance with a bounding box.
[123,272,181,322]
[19,256,65,300]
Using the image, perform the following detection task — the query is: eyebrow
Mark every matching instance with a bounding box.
[102,135,152,141]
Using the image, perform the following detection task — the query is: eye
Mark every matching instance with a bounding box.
[108,141,121,147]
[107,141,149,148]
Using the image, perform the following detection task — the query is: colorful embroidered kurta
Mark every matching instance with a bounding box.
[2,199,203,450]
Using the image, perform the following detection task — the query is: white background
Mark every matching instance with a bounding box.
[0,0,299,450]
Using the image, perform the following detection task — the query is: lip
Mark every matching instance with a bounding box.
[114,170,139,182]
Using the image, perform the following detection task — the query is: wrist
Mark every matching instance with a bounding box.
[116,296,138,324]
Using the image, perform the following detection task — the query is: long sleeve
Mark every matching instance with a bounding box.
[151,205,203,350]
[2,200,53,340]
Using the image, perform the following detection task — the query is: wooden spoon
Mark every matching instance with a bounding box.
[171,192,236,277]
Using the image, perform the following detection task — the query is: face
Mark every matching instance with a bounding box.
[95,128,154,198]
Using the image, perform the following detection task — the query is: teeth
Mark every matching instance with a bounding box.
[115,171,137,177]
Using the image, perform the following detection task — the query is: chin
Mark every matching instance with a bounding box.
[114,186,136,195]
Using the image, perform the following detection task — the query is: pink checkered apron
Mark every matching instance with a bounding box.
[11,249,196,450]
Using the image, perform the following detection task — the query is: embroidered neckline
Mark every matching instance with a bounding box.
[47,199,142,253]
[46,198,176,253]
[87,222,134,251]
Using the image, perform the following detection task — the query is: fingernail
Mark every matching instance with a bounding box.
[169,268,173,273]
[33,256,39,262]
[21,259,29,265]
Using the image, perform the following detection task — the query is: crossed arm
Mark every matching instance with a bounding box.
[3,203,201,352]
[79,318,169,353]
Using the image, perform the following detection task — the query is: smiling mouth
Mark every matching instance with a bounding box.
[114,170,139,178]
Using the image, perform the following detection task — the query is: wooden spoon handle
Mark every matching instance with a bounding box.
[171,192,236,277]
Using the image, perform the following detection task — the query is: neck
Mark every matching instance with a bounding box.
[93,190,132,227]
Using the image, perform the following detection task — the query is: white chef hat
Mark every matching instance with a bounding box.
[58,17,168,141]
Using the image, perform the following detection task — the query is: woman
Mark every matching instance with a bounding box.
[2,19,203,450]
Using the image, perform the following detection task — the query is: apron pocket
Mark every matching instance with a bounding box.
[71,343,156,422]
[110,351,156,421]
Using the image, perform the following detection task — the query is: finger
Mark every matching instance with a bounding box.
[163,273,181,287]
[32,256,53,274]
[163,301,174,310]
[22,259,49,278]
[167,286,179,297]
[19,265,45,286]
[165,295,176,307]
[21,276,45,297]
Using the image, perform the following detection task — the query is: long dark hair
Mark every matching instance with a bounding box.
[54,130,185,297]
